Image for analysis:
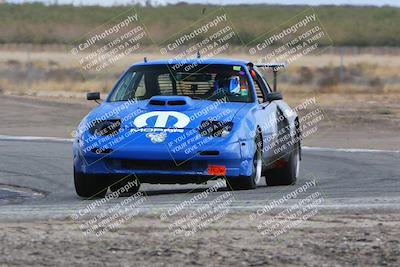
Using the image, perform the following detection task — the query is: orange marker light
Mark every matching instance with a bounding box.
[208,165,226,176]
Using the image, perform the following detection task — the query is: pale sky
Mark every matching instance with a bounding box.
[8,0,400,7]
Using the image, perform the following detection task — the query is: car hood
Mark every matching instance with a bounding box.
[84,96,250,130]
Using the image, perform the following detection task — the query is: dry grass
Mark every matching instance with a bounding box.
[0,49,399,98]
[1,4,400,46]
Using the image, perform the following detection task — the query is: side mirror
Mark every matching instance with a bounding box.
[266,92,283,102]
[87,92,100,101]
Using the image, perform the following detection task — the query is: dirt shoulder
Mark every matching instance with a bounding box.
[0,94,92,138]
[0,93,399,150]
[1,213,399,267]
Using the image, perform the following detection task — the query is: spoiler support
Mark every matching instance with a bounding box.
[255,63,286,92]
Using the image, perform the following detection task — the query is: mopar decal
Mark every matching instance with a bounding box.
[133,111,190,129]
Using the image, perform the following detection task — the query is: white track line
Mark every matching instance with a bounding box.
[0,135,73,142]
[0,135,398,153]
[303,146,400,153]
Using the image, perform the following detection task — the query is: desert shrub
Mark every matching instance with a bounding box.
[45,68,85,82]
[315,67,340,87]
[6,59,22,69]
[296,66,314,84]
[368,77,384,92]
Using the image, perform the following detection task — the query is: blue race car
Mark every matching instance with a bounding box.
[73,58,301,197]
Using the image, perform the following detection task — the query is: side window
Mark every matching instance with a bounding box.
[134,75,146,98]
[109,72,137,101]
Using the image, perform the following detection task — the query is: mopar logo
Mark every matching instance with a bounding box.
[133,111,190,129]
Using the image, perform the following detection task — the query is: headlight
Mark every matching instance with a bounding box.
[89,120,121,136]
[198,120,233,137]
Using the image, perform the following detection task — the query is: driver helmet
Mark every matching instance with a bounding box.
[214,75,240,94]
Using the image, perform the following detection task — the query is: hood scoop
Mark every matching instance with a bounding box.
[146,96,194,110]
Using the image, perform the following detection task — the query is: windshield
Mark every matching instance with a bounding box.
[108,64,253,103]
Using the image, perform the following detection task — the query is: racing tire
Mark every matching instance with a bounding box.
[265,144,300,186]
[74,169,108,198]
[226,136,262,190]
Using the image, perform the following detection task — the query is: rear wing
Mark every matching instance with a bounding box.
[255,63,287,92]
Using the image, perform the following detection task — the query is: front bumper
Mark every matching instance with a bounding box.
[73,131,256,182]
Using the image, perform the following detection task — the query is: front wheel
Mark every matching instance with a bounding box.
[226,139,262,190]
[264,145,300,186]
[74,169,108,198]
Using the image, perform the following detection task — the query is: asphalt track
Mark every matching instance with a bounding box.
[0,137,399,221]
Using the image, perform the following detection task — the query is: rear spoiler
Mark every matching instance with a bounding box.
[255,63,287,92]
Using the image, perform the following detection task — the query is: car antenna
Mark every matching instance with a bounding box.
[144,57,147,63]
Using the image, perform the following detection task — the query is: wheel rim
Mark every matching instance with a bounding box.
[253,149,262,185]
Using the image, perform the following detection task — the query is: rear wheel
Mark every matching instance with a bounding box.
[265,144,300,186]
[227,137,262,190]
[74,169,108,198]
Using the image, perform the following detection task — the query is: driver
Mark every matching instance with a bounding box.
[214,74,241,95]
